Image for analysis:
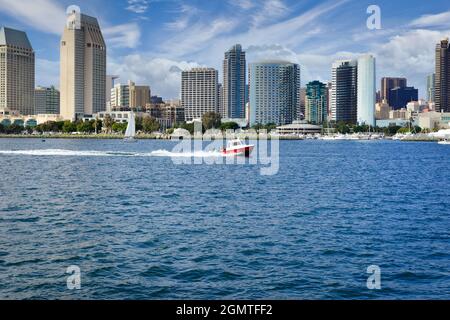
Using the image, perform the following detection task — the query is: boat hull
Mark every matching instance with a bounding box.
[222,145,254,157]
[124,137,138,143]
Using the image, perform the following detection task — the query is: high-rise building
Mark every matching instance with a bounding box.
[106,75,119,111]
[388,86,418,110]
[427,73,435,103]
[60,10,106,120]
[223,44,246,119]
[218,83,224,116]
[0,27,35,115]
[181,68,218,122]
[248,61,300,126]
[298,87,306,120]
[357,55,376,126]
[129,81,151,109]
[111,83,129,109]
[326,82,332,119]
[110,80,150,109]
[305,81,328,124]
[35,86,60,114]
[381,77,407,106]
[331,60,358,124]
[245,84,249,105]
[435,38,450,112]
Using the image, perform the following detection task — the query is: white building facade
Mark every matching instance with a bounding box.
[181,68,218,122]
[357,54,376,126]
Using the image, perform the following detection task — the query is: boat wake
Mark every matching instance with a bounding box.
[0,149,226,158]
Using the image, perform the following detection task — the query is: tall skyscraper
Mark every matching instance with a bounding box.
[248,61,300,126]
[357,54,376,126]
[305,81,328,124]
[435,38,450,112]
[223,44,246,119]
[381,77,407,106]
[181,68,218,122]
[60,10,106,120]
[331,60,358,124]
[427,73,435,103]
[0,27,35,115]
[35,86,60,114]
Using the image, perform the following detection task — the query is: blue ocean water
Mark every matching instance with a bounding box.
[0,138,449,300]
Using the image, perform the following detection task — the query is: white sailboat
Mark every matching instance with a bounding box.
[124,111,137,142]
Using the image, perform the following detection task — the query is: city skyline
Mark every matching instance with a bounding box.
[0,0,449,99]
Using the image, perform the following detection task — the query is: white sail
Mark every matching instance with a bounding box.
[125,112,136,138]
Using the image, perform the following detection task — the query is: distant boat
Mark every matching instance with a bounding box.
[124,111,137,142]
[438,139,450,145]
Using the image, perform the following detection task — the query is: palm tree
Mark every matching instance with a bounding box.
[103,114,114,134]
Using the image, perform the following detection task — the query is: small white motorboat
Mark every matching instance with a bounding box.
[221,139,255,157]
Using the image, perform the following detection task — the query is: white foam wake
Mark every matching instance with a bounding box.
[0,149,225,158]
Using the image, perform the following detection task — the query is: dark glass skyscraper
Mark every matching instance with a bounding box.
[388,86,418,110]
[305,81,328,124]
[381,77,407,106]
[223,44,246,119]
[331,60,358,124]
[435,38,450,112]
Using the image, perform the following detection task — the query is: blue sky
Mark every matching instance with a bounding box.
[0,0,450,99]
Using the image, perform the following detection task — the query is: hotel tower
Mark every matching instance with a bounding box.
[60,9,106,120]
[0,27,35,115]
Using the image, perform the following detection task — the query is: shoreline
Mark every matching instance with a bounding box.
[0,134,441,142]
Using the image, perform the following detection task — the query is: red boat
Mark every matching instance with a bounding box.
[221,139,255,157]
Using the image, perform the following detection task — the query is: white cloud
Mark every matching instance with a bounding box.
[0,0,65,34]
[104,23,141,48]
[374,29,445,75]
[410,11,450,28]
[231,0,255,10]
[371,29,448,95]
[240,0,349,47]
[165,5,199,31]
[160,0,347,64]
[108,55,202,99]
[161,17,239,57]
[126,0,150,14]
[252,0,289,27]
